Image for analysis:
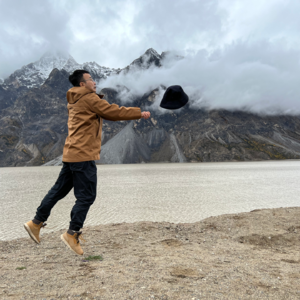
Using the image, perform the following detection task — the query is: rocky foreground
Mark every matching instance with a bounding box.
[1,207,300,299]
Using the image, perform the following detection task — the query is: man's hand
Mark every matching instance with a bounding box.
[141,111,151,119]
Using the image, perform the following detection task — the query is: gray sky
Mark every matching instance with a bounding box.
[1,0,300,113]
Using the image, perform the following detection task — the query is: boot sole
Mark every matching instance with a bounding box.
[24,223,40,244]
[60,234,83,255]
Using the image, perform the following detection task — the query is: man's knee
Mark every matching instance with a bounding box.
[73,191,96,204]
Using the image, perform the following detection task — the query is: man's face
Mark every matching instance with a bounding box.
[80,73,96,92]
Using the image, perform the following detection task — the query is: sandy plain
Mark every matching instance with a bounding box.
[1,206,300,299]
[1,161,300,241]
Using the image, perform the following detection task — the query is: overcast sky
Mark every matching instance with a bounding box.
[1,0,300,113]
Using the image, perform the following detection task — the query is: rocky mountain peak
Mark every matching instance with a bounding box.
[135,48,162,68]
[37,51,71,68]
[144,48,161,59]
[1,51,74,89]
[0,47,177,92]
[0,50,120,90]
[123,48,162,74]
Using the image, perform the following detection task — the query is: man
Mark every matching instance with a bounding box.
[24,70,150,255]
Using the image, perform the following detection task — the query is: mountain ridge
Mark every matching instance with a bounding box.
[1,49,300,167]
[0,48,170,91]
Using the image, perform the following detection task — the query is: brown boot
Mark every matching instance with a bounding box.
[61,230,84,255]
[24,220,47,244]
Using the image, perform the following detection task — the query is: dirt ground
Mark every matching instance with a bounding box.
[1,207,300,300]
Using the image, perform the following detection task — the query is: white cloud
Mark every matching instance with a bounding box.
[0,0,71,77]
[99,40,300,114]
[1,0,300,114]
[220,0,300,45]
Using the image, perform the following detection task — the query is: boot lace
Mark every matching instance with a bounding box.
[75,232,86,244]
[41,222,47,228]
[37,222,47,229]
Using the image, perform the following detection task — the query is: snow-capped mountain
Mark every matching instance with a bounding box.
[0,48,182,91]
[2,51,71,89]
[1,51,118,89]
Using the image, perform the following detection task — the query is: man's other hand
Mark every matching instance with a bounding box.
[141,111,151,119]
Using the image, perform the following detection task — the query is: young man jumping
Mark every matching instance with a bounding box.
[24,69,150,255]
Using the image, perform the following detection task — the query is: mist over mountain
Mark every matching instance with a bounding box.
[2,42,300,116]
[1,48,300,167]
[99,41,300,116]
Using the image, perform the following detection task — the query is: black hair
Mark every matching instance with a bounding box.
[69,70,90,87]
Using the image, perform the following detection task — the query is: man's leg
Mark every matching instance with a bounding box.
[24,163,74,244]
[69,161,97,231]
[61,161,97,255]
[35,162,74,221]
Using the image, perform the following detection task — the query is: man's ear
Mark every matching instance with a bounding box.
[79,81,85,87]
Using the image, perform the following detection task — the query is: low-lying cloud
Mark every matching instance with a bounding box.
[2,0,300,115]
[99,40,300,115]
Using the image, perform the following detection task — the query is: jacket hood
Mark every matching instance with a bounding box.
[66,87,105,104]
[67,87,94,104]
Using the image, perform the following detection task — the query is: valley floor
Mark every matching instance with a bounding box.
[1,207,300,299]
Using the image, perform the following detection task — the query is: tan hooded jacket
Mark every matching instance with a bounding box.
[62,87,142,162]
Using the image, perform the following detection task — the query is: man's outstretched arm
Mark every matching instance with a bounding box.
[88,94,150,121]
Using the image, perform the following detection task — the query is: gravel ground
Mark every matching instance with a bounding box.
[1,207,300,299]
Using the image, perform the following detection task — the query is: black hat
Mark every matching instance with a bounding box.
[160,85,189,110]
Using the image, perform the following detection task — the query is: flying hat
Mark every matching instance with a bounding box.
[160,85,189,110]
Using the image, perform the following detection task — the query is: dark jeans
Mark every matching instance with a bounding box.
[35,161,97,231]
